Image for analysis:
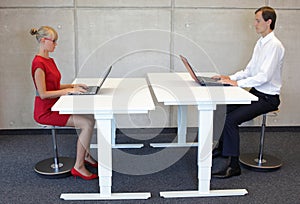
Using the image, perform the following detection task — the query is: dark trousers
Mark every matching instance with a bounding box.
[219,88,280,157]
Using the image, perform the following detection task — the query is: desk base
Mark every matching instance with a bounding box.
[60,192,151,200]
[160,189,248,198]
[150,142,198,148]
[113,144,144,148]
[90,144,144,149]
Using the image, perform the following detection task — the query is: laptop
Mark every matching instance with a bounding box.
[70,66,112,95]
[179,55,230,86]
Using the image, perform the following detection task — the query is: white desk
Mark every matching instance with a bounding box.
[148,72,219,148]
[147,72,258,198]
[52,78,155,200]
[71,78,145,149]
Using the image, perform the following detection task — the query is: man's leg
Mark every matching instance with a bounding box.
[213,91,279,178]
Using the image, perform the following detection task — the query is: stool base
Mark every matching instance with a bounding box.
[239,153,282,171]
[34,157,75,178]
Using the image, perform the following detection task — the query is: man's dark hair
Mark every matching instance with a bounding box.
[255,6,277,30]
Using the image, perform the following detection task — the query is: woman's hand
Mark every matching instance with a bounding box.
[73,83,88,90]
[67,84,88,95]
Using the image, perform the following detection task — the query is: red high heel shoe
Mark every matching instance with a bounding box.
[84,160,98,168]
[71,168,98,180]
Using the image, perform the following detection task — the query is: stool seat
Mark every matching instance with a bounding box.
[239,110,282,171]
[34,124,75,178]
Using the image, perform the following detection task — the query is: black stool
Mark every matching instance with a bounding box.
[34,124,75,178]
[239,111,282,171]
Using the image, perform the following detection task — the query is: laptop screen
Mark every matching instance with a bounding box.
[179,55,200,83]
[98,66,112,88]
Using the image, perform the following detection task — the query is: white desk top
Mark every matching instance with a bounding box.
[147,72,258,105]
[52,78,155,114]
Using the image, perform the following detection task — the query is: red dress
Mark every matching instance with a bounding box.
[31,55,71,126]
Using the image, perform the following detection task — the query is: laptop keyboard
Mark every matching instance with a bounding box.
[86,86,98,94]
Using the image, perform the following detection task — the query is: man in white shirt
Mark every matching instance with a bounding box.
[212,6,285,178]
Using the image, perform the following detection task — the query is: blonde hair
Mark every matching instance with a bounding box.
[30,26,58,43]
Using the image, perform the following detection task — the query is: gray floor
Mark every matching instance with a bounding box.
[0,128,299,204]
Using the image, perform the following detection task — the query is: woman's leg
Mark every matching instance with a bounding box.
[66,114,95,176]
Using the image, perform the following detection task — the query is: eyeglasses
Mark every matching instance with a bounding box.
[44,37,57,43]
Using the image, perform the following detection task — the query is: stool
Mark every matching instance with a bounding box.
[34,124,75,178]
[239,111,282,171]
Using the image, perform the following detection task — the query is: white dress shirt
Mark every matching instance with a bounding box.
[230,32,285,95]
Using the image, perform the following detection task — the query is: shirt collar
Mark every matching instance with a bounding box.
[259,31,275,45]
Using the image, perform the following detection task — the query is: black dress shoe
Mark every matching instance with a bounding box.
[212,148,222,159]
[212,166,241,179]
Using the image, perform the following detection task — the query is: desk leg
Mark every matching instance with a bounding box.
[178,105,187,144]
[197,106,214,192]
[150,105,197,148]
[111,117,144,149]
[97,115,113,196]
[90,117,144,149]
[160,104,247,198]
[60,114,151,200]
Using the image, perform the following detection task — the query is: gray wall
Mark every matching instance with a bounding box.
[0,0,299,129]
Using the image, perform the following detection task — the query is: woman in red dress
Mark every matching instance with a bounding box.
[31,26,97,180]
